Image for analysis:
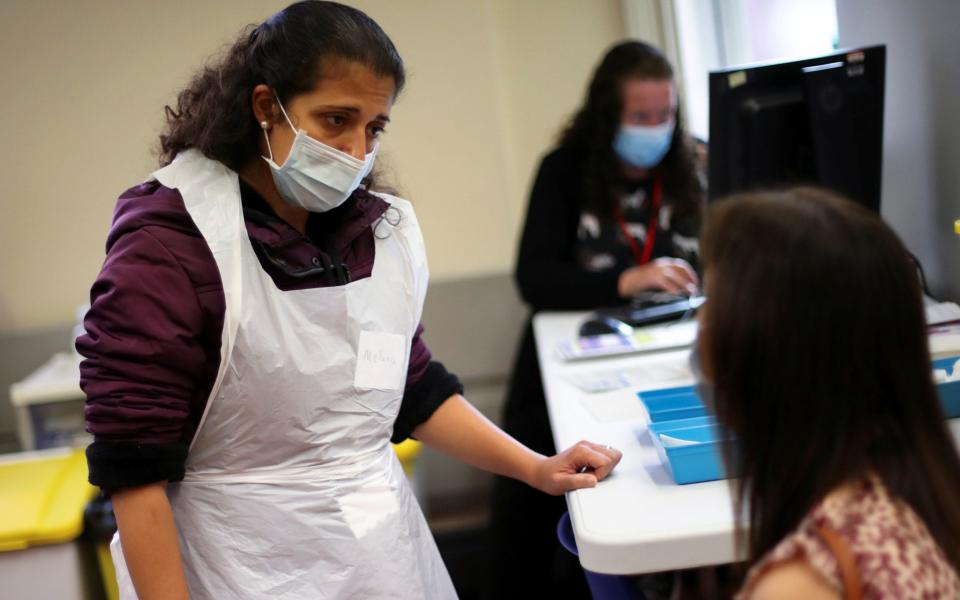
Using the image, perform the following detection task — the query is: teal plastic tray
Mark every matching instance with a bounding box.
[649,416,729,484]
[637,385,707,423]
[934,356,960,418]
[639,354,960,486]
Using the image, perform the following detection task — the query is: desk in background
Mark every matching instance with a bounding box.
[535,312,960,575]
[9,352,87,450]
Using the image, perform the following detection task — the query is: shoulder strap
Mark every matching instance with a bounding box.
[813,525,863,600]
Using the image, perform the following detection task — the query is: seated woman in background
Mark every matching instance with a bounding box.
[490,40,705,598]
[695,187,960,599]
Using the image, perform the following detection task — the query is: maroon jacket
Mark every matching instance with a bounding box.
[77,178,461,490]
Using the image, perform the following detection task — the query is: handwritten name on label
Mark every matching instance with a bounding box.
[360,348,399,367]
[354,331,406,391]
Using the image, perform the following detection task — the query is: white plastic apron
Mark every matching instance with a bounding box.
[110,150,455,599]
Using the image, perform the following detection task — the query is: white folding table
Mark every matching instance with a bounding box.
[535,311,960,575]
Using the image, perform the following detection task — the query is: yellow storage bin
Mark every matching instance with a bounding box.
[0,448,99,599]
[392,439,422,476]
[393,439,425,505]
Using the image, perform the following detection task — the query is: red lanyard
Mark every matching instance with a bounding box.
[613,175,662,266]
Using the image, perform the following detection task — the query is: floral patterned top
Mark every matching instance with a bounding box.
[738,477,960,599]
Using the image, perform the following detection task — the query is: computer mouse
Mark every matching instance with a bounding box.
[578,316,634,337]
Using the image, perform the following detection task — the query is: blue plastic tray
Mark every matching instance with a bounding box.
[637,385,708,423]
[639,355,960,486]
[649,416,729,485]
[934,356,960,418]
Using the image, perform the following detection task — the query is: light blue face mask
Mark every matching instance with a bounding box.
[262,94,377,213]
[613,120,675,169]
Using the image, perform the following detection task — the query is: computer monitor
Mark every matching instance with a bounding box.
[708,45,886,212]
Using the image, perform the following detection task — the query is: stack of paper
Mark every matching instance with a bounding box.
[555,320,697,361]
[926,301,960,326]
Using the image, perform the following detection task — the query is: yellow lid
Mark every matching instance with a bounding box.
[955,219,960,235]
[0,448,96,551]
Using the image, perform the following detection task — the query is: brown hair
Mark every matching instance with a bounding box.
[700,186,960,570]
[558,40,703,225]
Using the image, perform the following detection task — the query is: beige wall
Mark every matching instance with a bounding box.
[0,0,624,333]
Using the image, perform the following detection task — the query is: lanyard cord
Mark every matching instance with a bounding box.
[613,174,662,266]
[243,207,351,284]
[324,238,350,284]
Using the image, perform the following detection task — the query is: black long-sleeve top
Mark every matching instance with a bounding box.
[515,146,700,312]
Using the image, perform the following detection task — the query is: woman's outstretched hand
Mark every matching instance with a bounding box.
[529,441,623,495]
[411,396,623,496]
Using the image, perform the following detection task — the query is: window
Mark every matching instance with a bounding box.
[623,0,838,140]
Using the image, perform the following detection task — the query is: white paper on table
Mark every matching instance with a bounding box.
[926,301,960,325]
[566,353,694,394]
[929,324,960,359]
[933,359,960,383]
[659,434,699,447]
[567,371,633,393]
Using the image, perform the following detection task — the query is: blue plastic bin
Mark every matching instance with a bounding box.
[637,355,959,487]
[637,385,707,423]
[649,416,729,484]
[934,356,960,418]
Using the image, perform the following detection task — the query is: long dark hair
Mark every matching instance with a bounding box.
[559,40,702,223]
[699,187,960,571]
[159,1,404,171]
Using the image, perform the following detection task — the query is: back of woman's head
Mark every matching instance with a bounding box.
[699,187,960,569]
[160,0,404,169]
[560,40,701,220]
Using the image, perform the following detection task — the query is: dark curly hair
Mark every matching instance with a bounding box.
[559,40,703,225]
[159,1,405,172]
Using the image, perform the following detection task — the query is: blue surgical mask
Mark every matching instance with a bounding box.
[613,120,675,169]
[688,344,715,415]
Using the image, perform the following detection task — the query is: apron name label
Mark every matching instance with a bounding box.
[354,330,407,391]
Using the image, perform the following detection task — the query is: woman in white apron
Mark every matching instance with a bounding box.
[78,2,621,599]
